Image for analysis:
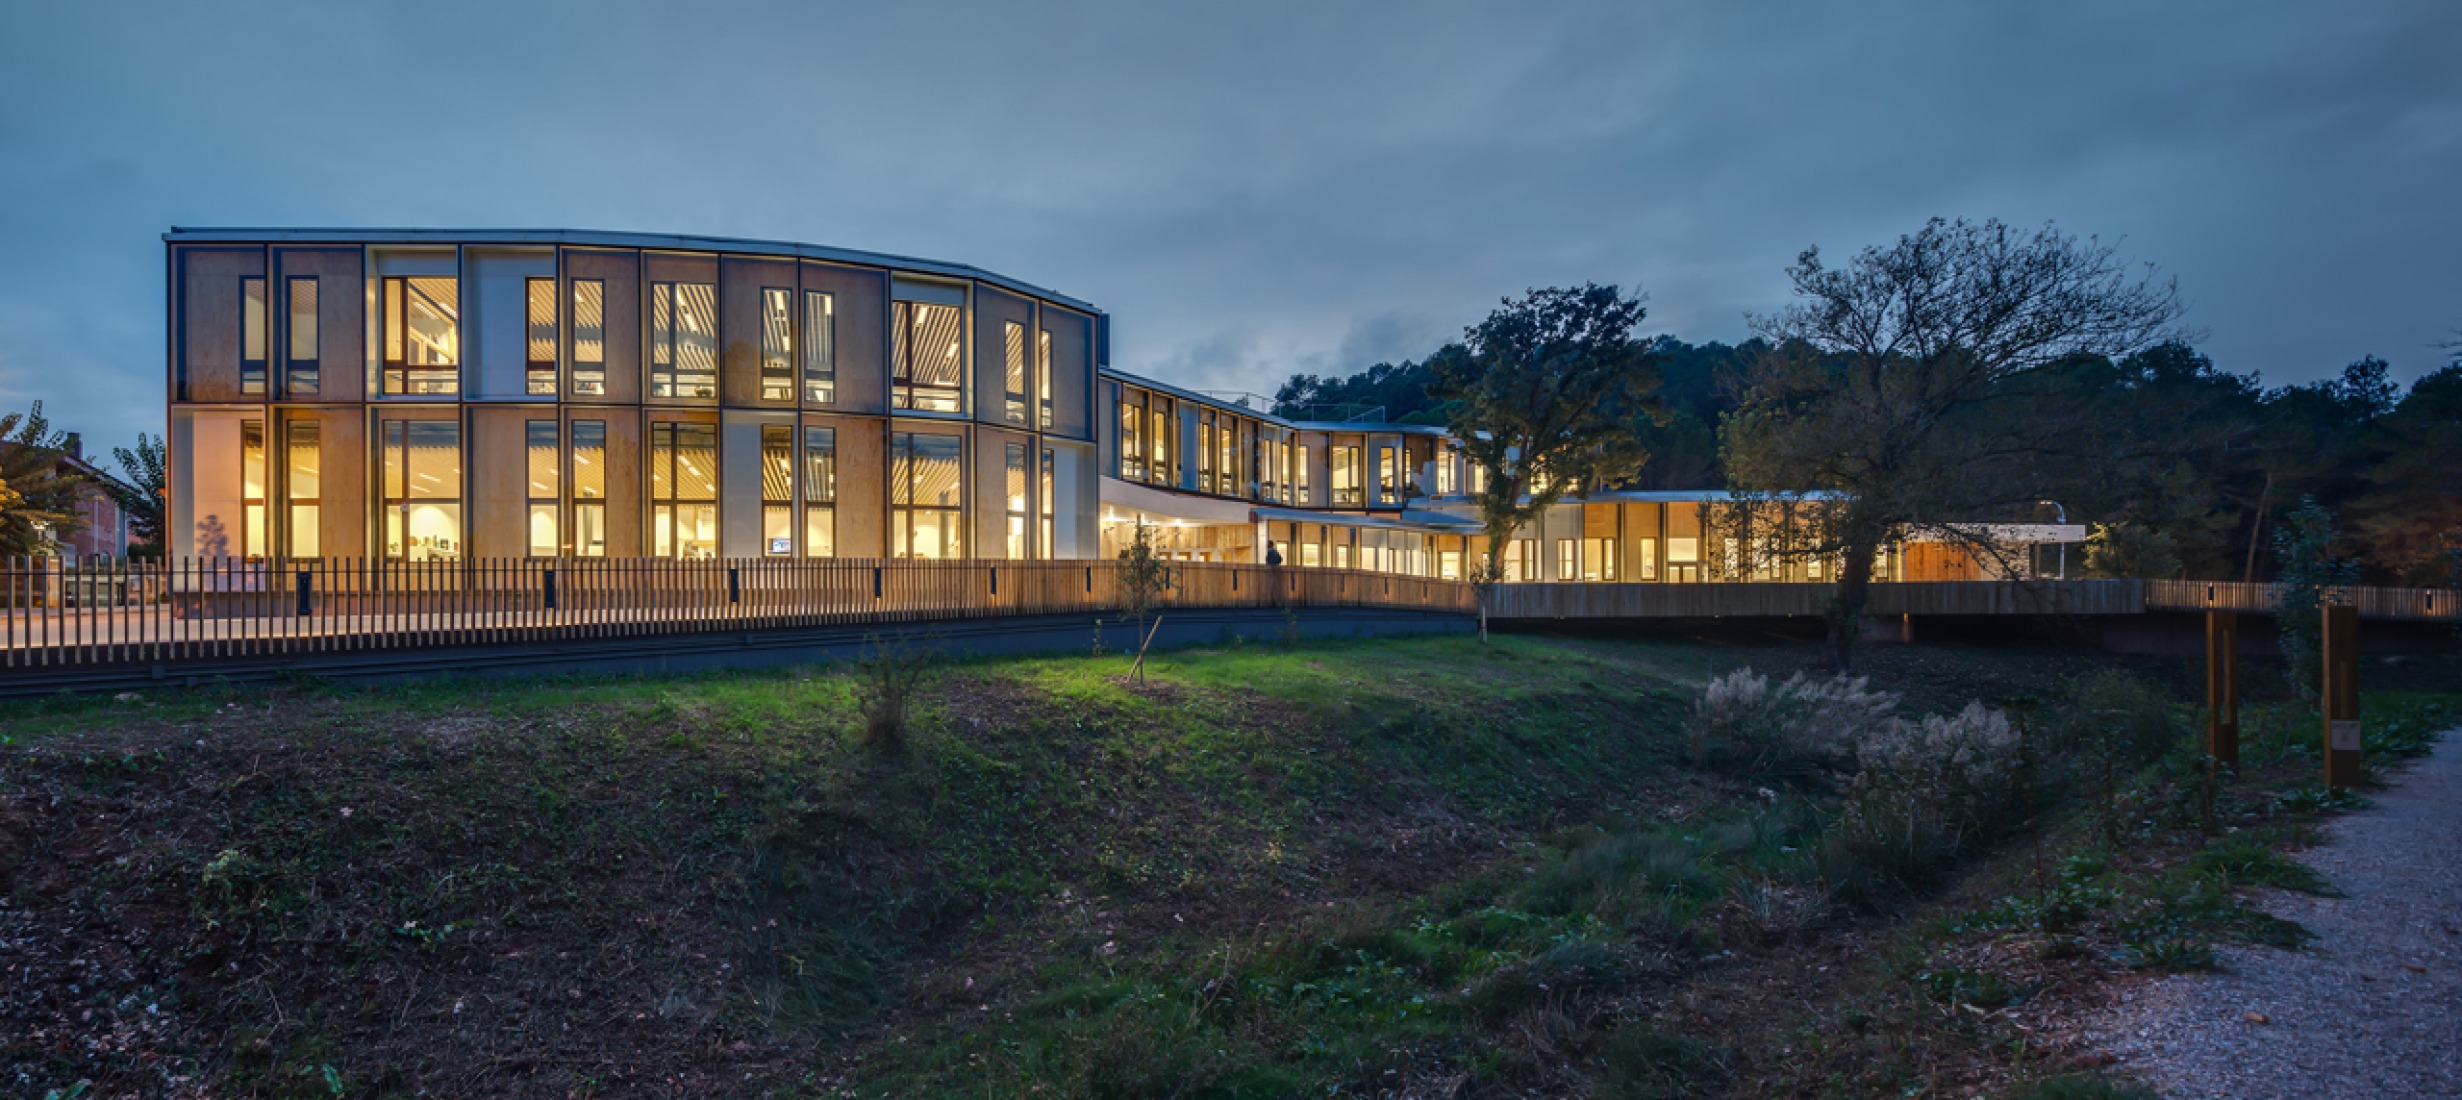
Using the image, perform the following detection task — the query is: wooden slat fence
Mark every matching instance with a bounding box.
[2146,579,2461,622]
[0,556,1477,670]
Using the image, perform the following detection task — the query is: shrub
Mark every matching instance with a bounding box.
[1820,702,2023,903]
[851,636,937,752]
[1691,667,1898,783]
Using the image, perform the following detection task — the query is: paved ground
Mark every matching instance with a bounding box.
[2087,732,2462,1098]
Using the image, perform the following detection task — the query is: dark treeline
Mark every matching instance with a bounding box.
[1275,339,2462,586]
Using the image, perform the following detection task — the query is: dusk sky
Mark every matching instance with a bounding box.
[2,0,2457,448]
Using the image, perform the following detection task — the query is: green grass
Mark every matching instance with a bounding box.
[4,635,2452,1097]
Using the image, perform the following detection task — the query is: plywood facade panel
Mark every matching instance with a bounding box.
[273,249,365,403]
[802,261,888,415]
[178,246,265,404]
[597,409,645,557]
[832,415,888,558]
[466,406,539,558]
[973,426,1030,558]
[297,407,368,558]
[973,286,1034,429]
[1043,307,1095,441]
[564,249,641,405]
[720,255,797,408]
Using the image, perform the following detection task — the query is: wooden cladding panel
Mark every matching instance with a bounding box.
[308,408,368,558]
[178,246,266,404]
[565,249,642,405]
[973,426,1029,558]
[803,261,888,415]
[273,249,365,402]
[973,286,1033,429]
[720,255,797,408]
[467,406,541,559]
[1043,306,1095,441]
[600,411,644,557]
[832,416,887,558]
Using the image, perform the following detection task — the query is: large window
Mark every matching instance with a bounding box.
[1376,445,1399,505]
[1296,444,1311,505]
[1583,538,1619,582]
[1037,329,1054,430]
[381,420,461,560]
[1005,442,1029,559]
[1502,538,1537,582]
[570,280,606,396]
[1436,449,1458,496]
[649,281,718,398]
[762,424,794,555]
[1003,321,1030,425]
[241,419,266,558]
[1039,446,1055,559]
[803,291,835,404]
[286,277,319,397]
[1330,445,1362,506]
[285,419,320,558]
[761,288,794,402]
[1118,389,1145,480]
[1197,411,1216,494]
[571,420,607,556]
[525,278,557,396]
[1147,397,1172,485]
[803,426,836,556]
[892,301,964,412]
[1634,537,1658,580]
[240,278,267,396]
[649,422,717,558]
[381,276,460,395]
[526,420,559,556]
[890,431,963,558]
[1221,418,1241,497]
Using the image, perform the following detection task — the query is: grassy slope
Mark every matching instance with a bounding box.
[1,637,2453,1098]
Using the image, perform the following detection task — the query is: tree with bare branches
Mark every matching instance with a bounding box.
[1719,218,2189,670]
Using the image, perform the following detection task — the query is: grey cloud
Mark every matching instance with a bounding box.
[0,0,2457,447]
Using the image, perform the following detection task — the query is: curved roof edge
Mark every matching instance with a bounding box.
[161,226,1103,316]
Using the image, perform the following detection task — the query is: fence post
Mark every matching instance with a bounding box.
[2205,611,2237,765]
[2322,603,2361,788]
[295,569,313,617]
[543,567,558,610]
[728,566,741,605]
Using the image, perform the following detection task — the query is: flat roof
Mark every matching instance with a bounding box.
[162,226,1103,316]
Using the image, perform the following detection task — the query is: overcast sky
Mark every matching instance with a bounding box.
[2,0,2457,447]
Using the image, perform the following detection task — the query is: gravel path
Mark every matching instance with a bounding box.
[2086,731,2462,1098]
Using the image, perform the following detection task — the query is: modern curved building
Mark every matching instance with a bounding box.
[163,228,2066,582]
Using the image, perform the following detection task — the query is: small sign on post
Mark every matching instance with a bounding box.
[2206,611,2238,765]
[2322,603,2361,788]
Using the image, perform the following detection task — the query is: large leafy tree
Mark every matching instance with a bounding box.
[1427,284,1665,637]
[1720,218,2187,669]
[111,432,168,558]
[0,402,93,556]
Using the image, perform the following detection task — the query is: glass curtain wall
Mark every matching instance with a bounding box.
[571,420,606,555]
[526,420,559,555]
[381,277,460,395]
[285,419,319,557]
[892,302,964,412]
[382,420,462,560]
[570,280,606,396]
[803,427,835,556]
[650,422,718,558]
[891,431,963,558]
[761,425,794,554]
[649,282,718,398]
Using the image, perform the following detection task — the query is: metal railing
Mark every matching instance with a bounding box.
[1487,579,2148,620]
[0,556,1476,670]
[2146,579,2461,622]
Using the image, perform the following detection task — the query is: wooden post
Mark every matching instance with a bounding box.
[2322,603,2361,788]
[2205,611,2238,765]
